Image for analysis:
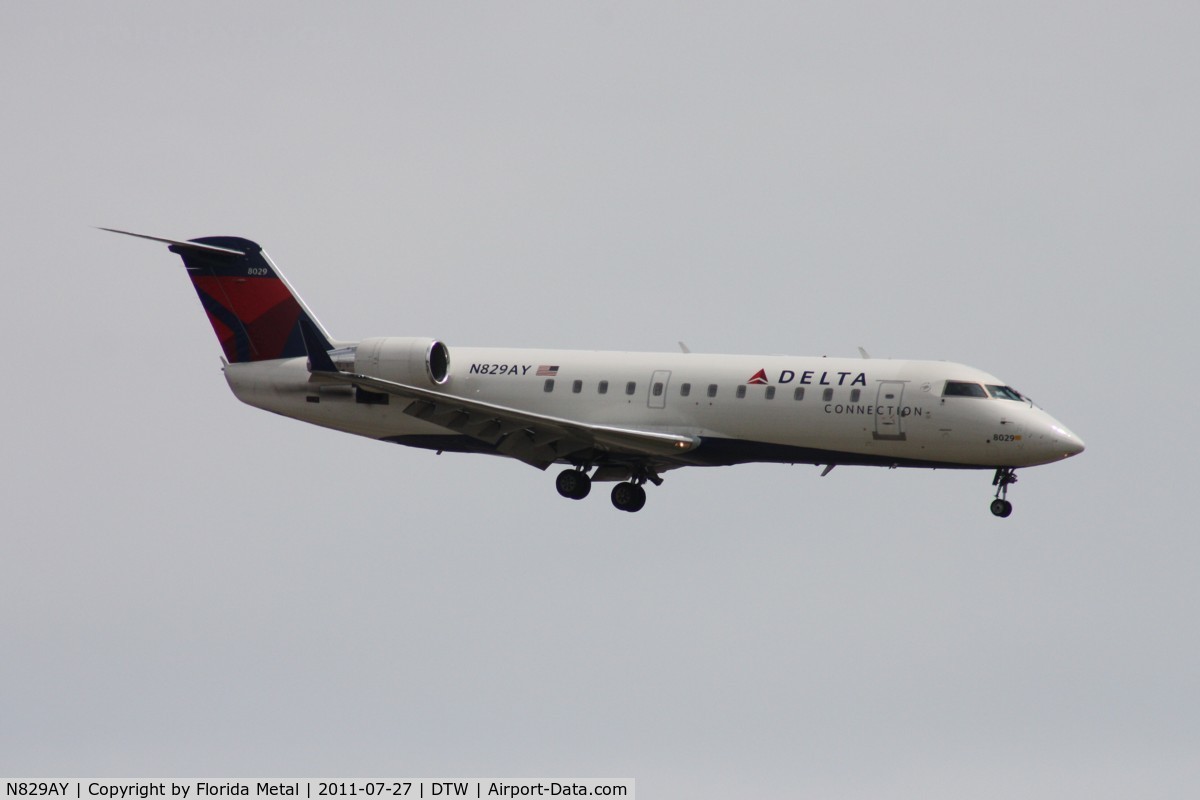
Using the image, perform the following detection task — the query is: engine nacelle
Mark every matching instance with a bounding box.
[353,337,451,387]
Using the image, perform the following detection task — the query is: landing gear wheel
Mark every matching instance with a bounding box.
[611,482,647,512]
[990,468,1018,519]
[556,469,592,500]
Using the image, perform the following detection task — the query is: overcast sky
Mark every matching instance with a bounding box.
[2,2,1197,797]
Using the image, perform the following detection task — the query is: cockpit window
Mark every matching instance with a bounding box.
[943,381,987,398]
[987,385,1024,401]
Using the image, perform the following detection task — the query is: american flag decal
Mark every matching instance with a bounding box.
[536,365,560,377]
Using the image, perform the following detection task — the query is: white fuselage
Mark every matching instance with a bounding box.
[107,227,1085,515]
[223,346,1085,472]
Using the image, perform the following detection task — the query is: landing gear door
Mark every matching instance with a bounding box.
[874,380,907,441]
[648,370,671,409]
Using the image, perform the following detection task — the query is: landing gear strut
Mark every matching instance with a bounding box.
[555,468,592,500]
[991,468,1017,518]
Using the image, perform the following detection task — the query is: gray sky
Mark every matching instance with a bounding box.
[2,2,1197,796]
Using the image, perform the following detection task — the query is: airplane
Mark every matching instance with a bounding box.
[105,228,1085,517]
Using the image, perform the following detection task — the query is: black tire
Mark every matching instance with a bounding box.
[990,498,1013,518]
[556,469,591,500]
[626,483,646,512]
[611,482,646,512]
[610,482,632,510]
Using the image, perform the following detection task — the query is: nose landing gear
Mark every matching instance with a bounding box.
[991,468,1017,517]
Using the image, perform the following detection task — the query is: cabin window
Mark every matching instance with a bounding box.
[849,389,861,402]
[987,385,1024,401]
[707,384,718,398]
[765,386,776,400]
[544,379,555,392]
[652,382,664,397]
[572,379,583,394]
[736,385,747,399]
[944,381,987,398]
[625,381,636,395]
[793,387,805,401]
[598,380,609,395]
[822,388,833,402]
[680,382,691,397]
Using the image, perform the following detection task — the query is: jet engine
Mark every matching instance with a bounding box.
[352,337,451,387]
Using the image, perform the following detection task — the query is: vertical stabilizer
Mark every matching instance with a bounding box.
[104,228,333,363]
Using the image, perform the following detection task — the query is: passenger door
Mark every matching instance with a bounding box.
[874,381,907,441]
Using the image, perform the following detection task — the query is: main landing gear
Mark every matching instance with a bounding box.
[555,468,592,500]
[991,468,1017,518]
[610,481,647,513]
[555,467,653,512]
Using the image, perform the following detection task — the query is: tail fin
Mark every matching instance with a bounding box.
[104,228,334,363]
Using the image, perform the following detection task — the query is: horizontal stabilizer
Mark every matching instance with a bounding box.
[98,227,246,256]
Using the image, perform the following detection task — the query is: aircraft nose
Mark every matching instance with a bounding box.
[1063,431,1086,457]
[1045,421,1085,460]
[1020,411,1085,464]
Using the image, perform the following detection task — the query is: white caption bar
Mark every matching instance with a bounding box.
[2,782,634,800]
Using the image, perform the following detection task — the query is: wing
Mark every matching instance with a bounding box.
[314,369,700,470]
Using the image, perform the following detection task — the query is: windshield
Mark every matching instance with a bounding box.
[943,381,987,398]
[986,385,1024,401]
